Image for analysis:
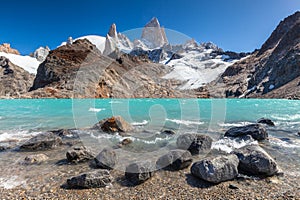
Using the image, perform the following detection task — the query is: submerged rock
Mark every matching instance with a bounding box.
[125,161,155,185]
[66,170,113,189]
[20,132,62,151]
[225,124,268,141]
[257,118,275,126]
[156,149,192,170]
[161,130,176,135]
[176,134,212,155]
[233,145,278,176]
[95,148,118,170]
[66,146,94,163]
[191,154,239,184]
[51,129,79,139]
[22,154,49,165]
[212,135,256,153]
[93,116,134,135]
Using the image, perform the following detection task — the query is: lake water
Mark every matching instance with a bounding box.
[0,98,299,135]
[0,99,299,188]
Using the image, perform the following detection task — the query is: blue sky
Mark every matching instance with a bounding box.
[0,0,299,54]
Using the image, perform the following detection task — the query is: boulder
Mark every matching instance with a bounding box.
[66,146,94,163]
[156,149,192,170]
[191,154,239,184]
[95,148,118,169]
[257,118,275,126]
[176,134,212,155]
[66,170,113,189]
[118,138,133,147]
[233,145,278,176]
[20,132,62,151]
[93,116,134,135]
[224,124,268,141]
[22,154,49,165]
[125,161,155,185]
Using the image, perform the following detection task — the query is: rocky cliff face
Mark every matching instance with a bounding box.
[209,11,300,99]
[0,43,20,55]
[29,39,102,96]
[0,56,34,98]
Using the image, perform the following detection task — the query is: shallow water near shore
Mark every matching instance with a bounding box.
[0,99,299,192]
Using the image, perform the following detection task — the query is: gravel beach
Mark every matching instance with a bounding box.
[0,156,299,200]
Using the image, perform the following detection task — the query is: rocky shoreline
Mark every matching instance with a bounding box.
[0,116,299,199]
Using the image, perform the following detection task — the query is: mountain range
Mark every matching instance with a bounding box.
[0,12,299,99]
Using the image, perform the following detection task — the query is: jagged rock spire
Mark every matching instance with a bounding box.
[145,17,160,27]
[141,17,168,49]
[108,23,118,39]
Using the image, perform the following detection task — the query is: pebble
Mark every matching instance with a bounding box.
[229,184,239,190]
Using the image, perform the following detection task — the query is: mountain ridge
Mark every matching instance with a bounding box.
[208,11,300,99]
[0,13,299,99]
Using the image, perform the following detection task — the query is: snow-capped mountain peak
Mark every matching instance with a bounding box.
[56,17,247,90]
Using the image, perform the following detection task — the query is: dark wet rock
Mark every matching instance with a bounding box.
[224,124,268,141]
[233,145,279,176]
[191,154,239,184]
[257,118,275,126]
[125,161,155,185]
[156,149,192,170]
[0,146,6,151]
[22,154,49,165]
[93,116,134,135]
[20,132,62,151]
[297,131,300,136]
[119,138,133,146]
[66,169,113,189]
[51,129,79,139]
[66,146,94,163]
[161,130,176,135]
[176,134,213,155]
[0,143,14,152]
[95,148,118,169]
